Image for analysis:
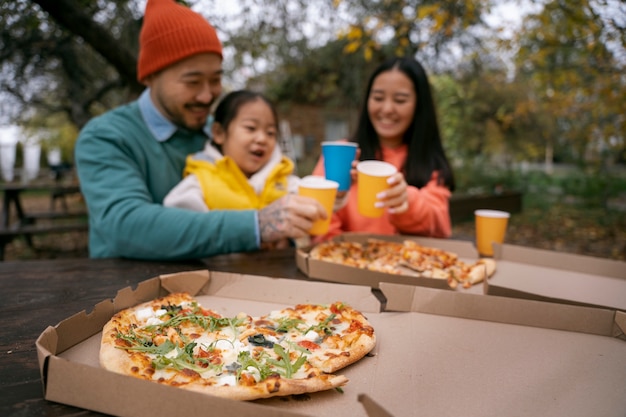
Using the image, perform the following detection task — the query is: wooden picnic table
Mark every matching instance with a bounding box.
[0,181,87,260]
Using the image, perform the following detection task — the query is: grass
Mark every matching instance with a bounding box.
[450,162,626,261]
[452,198,626,261]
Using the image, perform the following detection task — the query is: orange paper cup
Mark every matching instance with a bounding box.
[356,161,397,218]
[474,209,510,257]
[298,176,339,235]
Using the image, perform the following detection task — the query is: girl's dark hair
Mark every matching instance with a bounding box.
[351,57,455,191]
[212,90,279,151]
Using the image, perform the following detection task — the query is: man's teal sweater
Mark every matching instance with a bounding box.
[75,101,259,259]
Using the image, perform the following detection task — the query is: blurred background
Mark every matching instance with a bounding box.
[0,0,624,260]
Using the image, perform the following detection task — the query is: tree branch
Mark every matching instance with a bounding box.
[30,0,143,94]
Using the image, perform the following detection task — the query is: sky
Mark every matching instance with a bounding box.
[0,125,19,145]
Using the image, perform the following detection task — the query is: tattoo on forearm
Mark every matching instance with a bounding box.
[258,196,291,242]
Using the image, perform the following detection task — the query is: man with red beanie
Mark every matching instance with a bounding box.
[75,0,326,260]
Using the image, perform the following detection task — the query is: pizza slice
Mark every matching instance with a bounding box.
[400,240,496,288]
[251,302,376,373]
[309,241,367,268]
[363,239,406,274]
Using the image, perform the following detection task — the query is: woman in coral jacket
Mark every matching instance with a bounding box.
[313,56,456,240]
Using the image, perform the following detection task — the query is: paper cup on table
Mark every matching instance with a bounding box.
[298,176,339,235]
[322,142,358,191]
[474,209,510,257]
[356,161,397,218]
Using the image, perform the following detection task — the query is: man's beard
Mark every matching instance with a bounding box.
[166,101,214,131]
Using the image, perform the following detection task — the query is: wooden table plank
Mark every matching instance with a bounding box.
[0,257,205,417]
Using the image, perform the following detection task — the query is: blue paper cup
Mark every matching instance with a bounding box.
[322,142,358,191]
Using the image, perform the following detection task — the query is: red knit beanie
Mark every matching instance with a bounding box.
[137,0,223,82]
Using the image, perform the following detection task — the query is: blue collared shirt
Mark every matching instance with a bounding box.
[138,89,213,142]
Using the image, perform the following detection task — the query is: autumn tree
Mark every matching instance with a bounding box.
[332,0,492,71]
[513,0,626,169]
[1,0,142,130]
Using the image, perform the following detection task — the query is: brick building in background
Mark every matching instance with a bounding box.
[276,103,358,176]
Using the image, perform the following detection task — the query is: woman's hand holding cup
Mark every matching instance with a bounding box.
[375,173,409,214]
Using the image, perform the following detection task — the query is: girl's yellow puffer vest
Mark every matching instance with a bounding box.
[183,155,294,209]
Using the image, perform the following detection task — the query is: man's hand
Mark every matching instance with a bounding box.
[258,194,327,243]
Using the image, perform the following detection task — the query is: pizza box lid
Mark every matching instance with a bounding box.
[485,243,626,312]
[380,281,626,339]
[296,233,483,291]
[36,269,626,417]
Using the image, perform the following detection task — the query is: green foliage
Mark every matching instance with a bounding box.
[261,39,381,107]
[431,70,531,163]
[558,171,626,207]
[514,0,625,166]
[454,161,626,211]
[453,162,523,195]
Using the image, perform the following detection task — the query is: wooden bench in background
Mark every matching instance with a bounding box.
[0,182,88,260]
[0,221,88,260]
[449,191,523,222]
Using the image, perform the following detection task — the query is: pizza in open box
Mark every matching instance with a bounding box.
[309,238,496,289]
[100,293,376,400]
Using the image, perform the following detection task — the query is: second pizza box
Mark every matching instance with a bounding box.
[296,233,483,291]
[36,269,626,417]
[296,233,626,312]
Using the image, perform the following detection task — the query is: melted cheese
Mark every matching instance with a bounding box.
[215,374,237,386]
[244,366,261,382]
[134,307,155,321]
[303,330,319,341]
[134,307,167,324]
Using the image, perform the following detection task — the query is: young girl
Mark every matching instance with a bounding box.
[312,56,456,239]
[164,90,299,213]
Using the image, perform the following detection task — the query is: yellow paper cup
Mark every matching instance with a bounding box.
[356,161,397,218]
[474,209,510,257]
[298,176,339,235]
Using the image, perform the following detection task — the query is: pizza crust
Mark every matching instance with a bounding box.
[167,369,349,401]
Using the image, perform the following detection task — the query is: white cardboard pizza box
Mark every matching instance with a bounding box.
[486,243,626,311]
[37,269,626,417]
[296,233,482,291]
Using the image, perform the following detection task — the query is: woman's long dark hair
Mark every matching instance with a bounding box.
[351,57,455,191]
